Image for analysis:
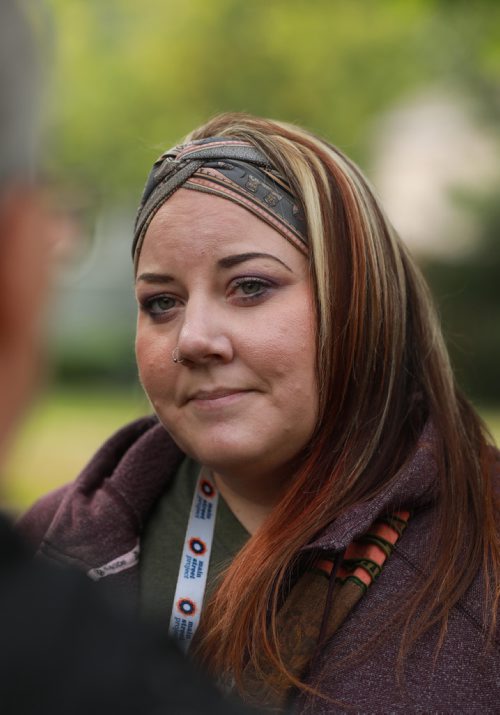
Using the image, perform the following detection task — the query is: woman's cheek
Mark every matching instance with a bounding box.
[136,341,160,391]
[136,326,164,368]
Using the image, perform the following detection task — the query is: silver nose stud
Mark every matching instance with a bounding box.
[171,347,185,364]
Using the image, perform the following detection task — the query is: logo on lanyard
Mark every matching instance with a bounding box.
[177,598,197,616]
[200,479,216,498]
[189,537,207,556]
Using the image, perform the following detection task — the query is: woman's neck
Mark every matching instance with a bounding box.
[212,468,288,535]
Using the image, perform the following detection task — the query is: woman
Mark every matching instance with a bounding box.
[19,113,499,712]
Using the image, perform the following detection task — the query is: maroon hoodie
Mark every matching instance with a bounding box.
[18,416,500,713]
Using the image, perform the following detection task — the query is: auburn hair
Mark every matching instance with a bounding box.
[182,114,499,699]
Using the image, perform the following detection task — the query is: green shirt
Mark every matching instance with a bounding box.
[139,457,250,624]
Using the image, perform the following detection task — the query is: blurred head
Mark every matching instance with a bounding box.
[0,0,40,186]
[0,0,54,464]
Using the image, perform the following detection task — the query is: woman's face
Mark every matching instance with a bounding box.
[135,189,318,483]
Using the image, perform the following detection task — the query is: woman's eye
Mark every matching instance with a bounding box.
[239,280,264,295]
[144,295,177,315]
[232,278,271,300]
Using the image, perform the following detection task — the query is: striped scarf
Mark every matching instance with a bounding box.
[240,511,410,711]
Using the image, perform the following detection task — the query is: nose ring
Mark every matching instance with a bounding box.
[171,347,184,364]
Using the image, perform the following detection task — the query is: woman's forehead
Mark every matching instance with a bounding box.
[139,189,305,266]
[147,189,246,233]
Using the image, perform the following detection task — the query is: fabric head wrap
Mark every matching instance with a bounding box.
[132,136,307,262]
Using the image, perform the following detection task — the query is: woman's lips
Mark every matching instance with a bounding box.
[188,389,253,409]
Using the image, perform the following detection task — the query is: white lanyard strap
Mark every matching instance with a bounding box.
[169,467,219,652]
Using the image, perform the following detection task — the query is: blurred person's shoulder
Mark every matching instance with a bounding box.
[0,511,246,715]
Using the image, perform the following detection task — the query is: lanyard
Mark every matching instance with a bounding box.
[169,467,219,652]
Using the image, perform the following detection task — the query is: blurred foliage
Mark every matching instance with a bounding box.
[37,0,500,404]
[1,388,149,510]
[43,0,500,199]
[52,334,137,385]
[425,187,500,404]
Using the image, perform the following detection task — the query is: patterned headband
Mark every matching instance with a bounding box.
[132,136,308,262]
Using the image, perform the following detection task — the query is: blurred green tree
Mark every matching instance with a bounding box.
[44,0,500,198]
[425,188,500,404]
[43,0,500,404]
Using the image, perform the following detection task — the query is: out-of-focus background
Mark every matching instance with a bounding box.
[3,0,499,510]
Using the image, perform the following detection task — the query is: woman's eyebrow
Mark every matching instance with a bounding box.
[217,252,293,272]
[136,272,174,284]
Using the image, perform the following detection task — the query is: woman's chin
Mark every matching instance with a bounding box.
[177,442,256,474]
[165,431,262,478]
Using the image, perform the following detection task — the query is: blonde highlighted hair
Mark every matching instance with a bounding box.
[182,113,499,702]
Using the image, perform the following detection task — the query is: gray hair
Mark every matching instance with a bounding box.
[0,0,40,184]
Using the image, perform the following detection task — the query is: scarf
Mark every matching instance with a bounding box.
[239,511,410,711]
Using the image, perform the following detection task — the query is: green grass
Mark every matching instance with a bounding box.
[2,388,499,514]
[1,387,150,512]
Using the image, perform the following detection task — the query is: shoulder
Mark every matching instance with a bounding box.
[303,509,499,712]
[17,415,172,550]
[392,443,500,629]
[395,503,499,643]
[0,519,243,715]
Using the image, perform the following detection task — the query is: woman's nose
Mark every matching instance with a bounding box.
[175,298,233,365]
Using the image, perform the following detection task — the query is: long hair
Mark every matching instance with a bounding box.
[185,113,499,697]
